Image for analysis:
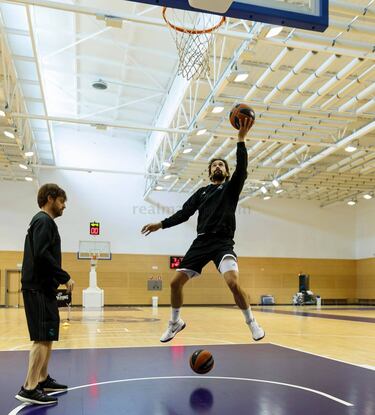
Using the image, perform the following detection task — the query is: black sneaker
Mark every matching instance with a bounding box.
[39,375,68,392]
[15,386,58,405]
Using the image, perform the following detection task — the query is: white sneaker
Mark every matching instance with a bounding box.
[249,319,265,341]
[160,319,186,343]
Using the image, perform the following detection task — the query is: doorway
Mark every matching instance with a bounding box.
[5,269,23,307]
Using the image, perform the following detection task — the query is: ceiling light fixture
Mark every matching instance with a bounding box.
[183,147,193,154]
[196,128,207,136]
[263,195,271,200]
[347,200,356,206]
[234,73,249,83]
[266,26,284,38]
[25,177,33,182]
[162,161,171,168]
[363,193,373,200]
[345,144,357,153]
[92,79,108,90]
[25,151,34,157]
[212,106,224,114]
[155,185,163,190]
[164,174,172,180]
[260,186,268,194]
[275,188,284,194]
[0,110,5,117]
[272,179,280,188]
[4,131,15,139]
[19,164,28,170]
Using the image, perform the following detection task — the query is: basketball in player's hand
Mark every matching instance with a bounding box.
[189,349,214,374]
[229,103,255,130]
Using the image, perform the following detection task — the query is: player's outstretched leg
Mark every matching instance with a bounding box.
[160,271,189,342]
[223,269,265,341]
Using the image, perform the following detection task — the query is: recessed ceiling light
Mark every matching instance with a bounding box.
[0,110,5,117]
[266,26,283,38]
[196,128,207,136]
[345,145,357,153]
[4,131,15,139]
[162,161,171,168]
[347,200,356,206]
[19,164,28,170]
[363,194,372,200]
[263,196,271,200]
[25,177,33,182]
[25,151,34,157]
[272,179,280,187]
[234,73,249,83]
[183,148,193,154]
[155,185,163,190]
[275,188,284,194]
[260,186,268,194]
[212,106,224,114]
[164,174,172,180]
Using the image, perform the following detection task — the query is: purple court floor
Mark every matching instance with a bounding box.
[2,343,374,415]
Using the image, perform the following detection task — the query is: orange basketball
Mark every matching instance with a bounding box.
[189,349,214,374]
[229,103,255,130]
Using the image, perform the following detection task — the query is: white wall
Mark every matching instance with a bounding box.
[0,123,363,257]
[241,198,355,258]
[0,174,358,258]
[0,180,36,251]
[355,200,375,259]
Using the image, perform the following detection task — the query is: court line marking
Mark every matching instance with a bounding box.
[3,338,235,352]
[360,365,375,370]
[8,374,353,414]
[270,342,375,371]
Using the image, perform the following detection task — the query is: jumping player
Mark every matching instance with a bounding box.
[142,117,265,343]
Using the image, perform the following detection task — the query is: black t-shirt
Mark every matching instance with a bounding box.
[161,142,248,239]
[21,211,70,293]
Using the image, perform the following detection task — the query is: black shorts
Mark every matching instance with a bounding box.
[22,290,60,341]
[178,234,237,275]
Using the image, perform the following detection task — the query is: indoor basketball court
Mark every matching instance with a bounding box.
[0,0,374,414]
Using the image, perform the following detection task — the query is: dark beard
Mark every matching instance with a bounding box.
[51,204,63,218]
[211,170,225,181]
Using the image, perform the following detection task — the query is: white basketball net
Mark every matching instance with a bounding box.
[163,8,225,81]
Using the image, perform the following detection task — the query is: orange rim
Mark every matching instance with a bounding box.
[162,7,226,35]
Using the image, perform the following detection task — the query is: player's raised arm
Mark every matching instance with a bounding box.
[238,117,254,142]
[141,189,201,236]
[229,117,254,192]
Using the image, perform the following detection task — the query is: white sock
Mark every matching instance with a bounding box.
[171,307,181,323]
[242,307,254,324]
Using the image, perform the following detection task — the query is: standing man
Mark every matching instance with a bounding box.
[142,118,265,343]
[15,184,74,405]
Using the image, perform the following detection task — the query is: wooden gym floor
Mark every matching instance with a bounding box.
[1,304,374,365]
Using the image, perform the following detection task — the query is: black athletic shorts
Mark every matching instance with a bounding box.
[178,234,237,275]
[22,289,60,341]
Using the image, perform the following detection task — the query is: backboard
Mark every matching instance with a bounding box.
[78,240,112,260]
[127,0,328,32]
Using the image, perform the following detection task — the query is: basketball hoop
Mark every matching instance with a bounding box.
[162,7,226,80]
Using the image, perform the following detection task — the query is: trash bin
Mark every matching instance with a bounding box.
[152,296,158,307]
[316,295,321,307]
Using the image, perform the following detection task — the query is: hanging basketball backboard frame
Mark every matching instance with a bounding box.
[77,240,112,260]
[126,0,328,32]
